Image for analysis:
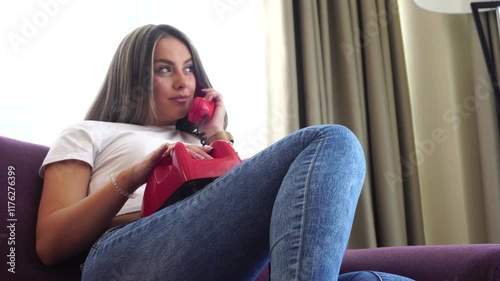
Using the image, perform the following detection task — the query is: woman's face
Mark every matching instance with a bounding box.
[152,36,196,126]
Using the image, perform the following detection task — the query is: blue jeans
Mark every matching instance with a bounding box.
[81,125,411,281]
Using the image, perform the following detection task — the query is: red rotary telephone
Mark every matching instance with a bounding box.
[141,97,242,217]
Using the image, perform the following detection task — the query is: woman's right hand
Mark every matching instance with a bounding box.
[121,143,214,193]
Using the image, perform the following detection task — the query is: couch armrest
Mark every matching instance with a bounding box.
[341,244,500,281]
[0,136,83,281]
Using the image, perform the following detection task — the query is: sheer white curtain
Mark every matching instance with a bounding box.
[0,0,268,159]
[262,0,300,144]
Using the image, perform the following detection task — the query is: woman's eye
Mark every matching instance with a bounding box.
[158,66,171,73]
[185,65,194,73]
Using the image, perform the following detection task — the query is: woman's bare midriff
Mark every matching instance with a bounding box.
[108,211,141,230]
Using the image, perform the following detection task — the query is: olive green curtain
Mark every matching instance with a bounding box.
[264,0,500,247]
[265,0,424,248]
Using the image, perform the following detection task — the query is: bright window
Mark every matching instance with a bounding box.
[0,0,267,159]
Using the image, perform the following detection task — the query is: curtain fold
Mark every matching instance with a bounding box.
[286,0,424,248]
[264,0,300,145]
[264,0,500,247]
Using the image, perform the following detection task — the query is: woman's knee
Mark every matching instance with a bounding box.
[305,125,363,153]
[315,124,365,170]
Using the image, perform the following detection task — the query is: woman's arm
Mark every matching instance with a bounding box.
[36,159,129,265]
[35,143,169,265]
[36,142,215,266]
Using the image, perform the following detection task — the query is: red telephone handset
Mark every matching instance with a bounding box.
[188,97,214,124]
[141,140,242,217]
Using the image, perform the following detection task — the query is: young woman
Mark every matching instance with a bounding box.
[36,24,413,281]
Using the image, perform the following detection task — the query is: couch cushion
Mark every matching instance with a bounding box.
[341,244,500,281]
[0,136,82,281]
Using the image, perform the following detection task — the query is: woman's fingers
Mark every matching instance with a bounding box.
[201,89,224,104]
[199,88,223,109]
[187,145,214,160]
[199,89,226,134]
[128,144,212,189]
[150,143,171,163]
[166,144,214,160]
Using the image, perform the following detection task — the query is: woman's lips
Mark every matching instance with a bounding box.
[170,96,189,104]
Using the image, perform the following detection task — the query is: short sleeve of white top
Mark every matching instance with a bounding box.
[39,120,200,216]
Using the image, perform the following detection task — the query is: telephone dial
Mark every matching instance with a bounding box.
[141,96,242,217]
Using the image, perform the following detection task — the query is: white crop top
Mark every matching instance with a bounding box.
[40,120,200,216]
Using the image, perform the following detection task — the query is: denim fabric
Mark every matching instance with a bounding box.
[339,271,415,281]
[81,125,396,280]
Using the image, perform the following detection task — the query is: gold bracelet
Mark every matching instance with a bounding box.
[110,173,136,199]
[207,131,234,145]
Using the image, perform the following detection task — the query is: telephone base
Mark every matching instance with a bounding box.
[141,141,242,217]
[158,178,215,210]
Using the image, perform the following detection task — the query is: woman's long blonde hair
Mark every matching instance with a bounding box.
[85,24,213,133]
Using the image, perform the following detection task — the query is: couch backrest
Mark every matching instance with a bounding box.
[0,136,82,281]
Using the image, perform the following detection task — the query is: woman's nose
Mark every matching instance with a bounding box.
[173,73,186,90]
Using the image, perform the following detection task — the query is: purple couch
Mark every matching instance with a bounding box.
[1,135,499,281]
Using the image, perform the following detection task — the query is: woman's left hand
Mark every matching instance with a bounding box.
[198,88,226,137]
